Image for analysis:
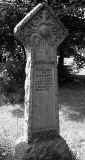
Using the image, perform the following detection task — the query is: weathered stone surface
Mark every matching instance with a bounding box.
[24,50,59,140]
[14,136,75,160]
[14,2,68,140]
[32,63,58,133]
[14,3,69,160]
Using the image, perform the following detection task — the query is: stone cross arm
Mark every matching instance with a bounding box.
[14,3,43,36]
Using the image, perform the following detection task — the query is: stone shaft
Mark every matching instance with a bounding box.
[14,3,68,142]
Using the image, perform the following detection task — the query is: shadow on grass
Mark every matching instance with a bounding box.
[11,108,24,118]
[11,104,24,118]
[59,79,85,122]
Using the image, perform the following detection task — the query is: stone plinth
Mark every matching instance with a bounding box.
[14,135,74,160]
[14,3,68,160]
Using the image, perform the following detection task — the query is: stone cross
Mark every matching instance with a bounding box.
[14,3,68,160]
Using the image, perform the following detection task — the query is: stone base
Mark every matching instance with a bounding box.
[14,135,75,160]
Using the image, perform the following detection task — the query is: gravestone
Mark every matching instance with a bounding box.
[14,3,69,160]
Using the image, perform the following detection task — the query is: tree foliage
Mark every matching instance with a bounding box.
[0,0,85,87]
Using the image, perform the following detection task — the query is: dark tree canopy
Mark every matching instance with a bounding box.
[0,0,85,87]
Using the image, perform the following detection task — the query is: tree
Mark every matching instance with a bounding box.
[0,0,85,86]
[0,1,27,87]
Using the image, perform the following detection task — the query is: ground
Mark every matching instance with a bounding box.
[0,82,85,159]
[0,103,24,160]
[59,82,85,160]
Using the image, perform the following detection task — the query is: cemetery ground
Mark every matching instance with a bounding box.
[0,65,85,159]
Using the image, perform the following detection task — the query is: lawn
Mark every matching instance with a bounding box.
[59,82,85,160]
[0,103,24,160]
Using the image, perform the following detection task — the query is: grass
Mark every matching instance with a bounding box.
[59,82,85,160]
[0,103,24,160]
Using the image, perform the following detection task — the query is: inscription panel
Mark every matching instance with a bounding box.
[33,67,53,91]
